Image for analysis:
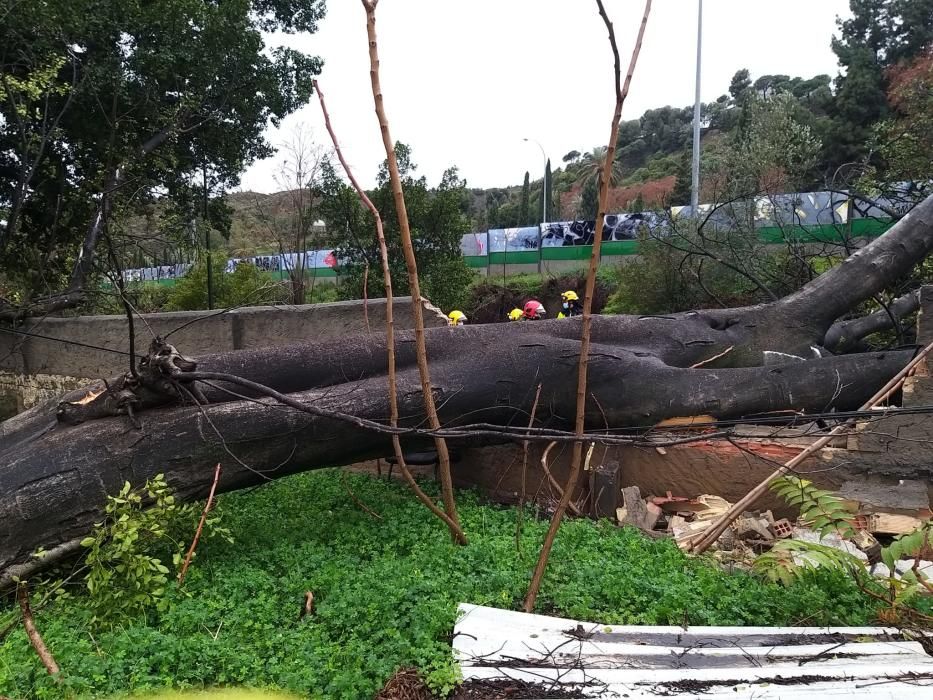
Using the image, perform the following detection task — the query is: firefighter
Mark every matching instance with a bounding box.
[508,308,524,321]
[558,290,583,318]
[523,299,546,320]
[447,310,467,326]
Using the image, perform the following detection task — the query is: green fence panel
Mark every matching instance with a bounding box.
[465,255,488,268]
[541,246,593,261]
[600,240,640,256]
[488,251,540,265]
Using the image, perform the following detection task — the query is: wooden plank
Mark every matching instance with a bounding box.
[870,512,926,535]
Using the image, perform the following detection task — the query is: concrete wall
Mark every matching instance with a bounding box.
[0,297,446,416]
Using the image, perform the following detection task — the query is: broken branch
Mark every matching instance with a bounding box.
[178,462,221,585]
[360,0,463,541]
[17,582,60,678]
[524,0,652,613]
[315,78,466,542]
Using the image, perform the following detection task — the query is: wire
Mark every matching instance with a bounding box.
[598,403,933,435]
[0,325,142,358]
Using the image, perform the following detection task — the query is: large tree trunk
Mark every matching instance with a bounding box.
[1,193,932,581]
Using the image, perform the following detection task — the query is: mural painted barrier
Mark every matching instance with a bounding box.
[125,188,918,284]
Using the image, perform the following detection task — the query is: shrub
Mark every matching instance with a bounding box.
[165,260,287,311]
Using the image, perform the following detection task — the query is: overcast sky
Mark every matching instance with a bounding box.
[240,0,853,193]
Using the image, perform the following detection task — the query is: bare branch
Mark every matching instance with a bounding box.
[359,0,464,542]
[315,79,466,542]
[18,583,60,678]
[524,0,652,613]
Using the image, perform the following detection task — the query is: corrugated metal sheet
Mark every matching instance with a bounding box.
[454,603,933,698]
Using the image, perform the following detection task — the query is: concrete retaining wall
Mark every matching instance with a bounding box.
[0,297,445,416]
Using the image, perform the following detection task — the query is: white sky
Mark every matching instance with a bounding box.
[240,0,852,193]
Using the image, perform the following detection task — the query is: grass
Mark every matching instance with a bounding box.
[0,470,880,699]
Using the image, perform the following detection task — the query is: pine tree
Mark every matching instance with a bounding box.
[519,171,530,226]
[544,159,553,222]
[578,177,599,220]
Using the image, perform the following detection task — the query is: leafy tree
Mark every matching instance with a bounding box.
[320,144,474,311]
[827,0,933,168]
[886,0,933,64]
[857,50,933,200]
[729,68,752,100]
[708,92,821,196]
[0,0,324,314]
[562,150,581,163]
[164,260,286,311]
[519,171,530,225]
[876,50,933,182]
[669,154,692,207]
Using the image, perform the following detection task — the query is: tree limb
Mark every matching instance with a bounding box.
[17,583,60,678]
[824,290,921,352]
[315,79,466,541]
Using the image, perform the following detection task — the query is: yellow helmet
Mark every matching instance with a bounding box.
[561,290,579,302]
[508,308,524,321]
[448,310,467,326]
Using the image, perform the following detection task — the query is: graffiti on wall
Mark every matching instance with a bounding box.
[540,212,665,247]
[488,227,540,252]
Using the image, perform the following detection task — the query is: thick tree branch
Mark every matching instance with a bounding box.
[824,290,921,352]
[780,193,933,329]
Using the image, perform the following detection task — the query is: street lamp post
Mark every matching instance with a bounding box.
[690,0,703,216]
[523,137,547,273]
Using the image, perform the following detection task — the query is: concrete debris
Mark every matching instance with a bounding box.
[617,486,932,582]
[869,559,933,580]
[772,518,793,538]
[791,526,869,561]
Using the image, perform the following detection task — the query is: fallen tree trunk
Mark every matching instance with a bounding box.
[0,340,916,575]
[1,193,932,578]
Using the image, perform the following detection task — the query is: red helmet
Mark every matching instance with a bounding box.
[523,300,546,319]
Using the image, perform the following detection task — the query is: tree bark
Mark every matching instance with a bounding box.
[0,334,914,578]
[824,290,921,352]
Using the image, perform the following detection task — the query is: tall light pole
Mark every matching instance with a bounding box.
[523,137,547,273]
[690,0,703,215]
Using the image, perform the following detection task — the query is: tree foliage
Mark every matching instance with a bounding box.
[164,260,287,311]
[318,143,474,312]
[0,0,324,308]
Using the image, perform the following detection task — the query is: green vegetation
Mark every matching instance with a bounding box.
[754,475,933,623]
[319,144,476,313]
[77,474,230,623]
[163,261,286,312]
[2,471,883,699]
[1,0,325,307]
[464,268,620,322]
